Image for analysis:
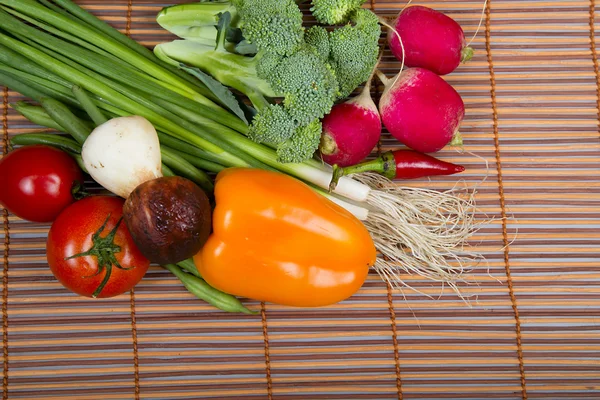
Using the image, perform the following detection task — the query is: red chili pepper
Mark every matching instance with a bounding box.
[330,150,465,190]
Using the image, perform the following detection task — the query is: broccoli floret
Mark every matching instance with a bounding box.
[255,51,282,78]
[248,103,296,144]
[233,0,304,56]
[328,9,381,99]
[277,119,322,164]
[156,1,344,163]
[310,0,367,25]
[268,45,338,125]
[304,25,330,60]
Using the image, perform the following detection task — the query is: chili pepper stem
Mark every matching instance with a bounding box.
[330,151,396,191]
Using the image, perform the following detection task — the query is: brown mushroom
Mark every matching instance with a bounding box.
[123,176,212,264]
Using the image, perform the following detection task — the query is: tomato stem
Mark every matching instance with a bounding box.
[71,180,88,201]
[65,214,135,298]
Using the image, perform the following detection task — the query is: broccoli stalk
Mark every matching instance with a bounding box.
[154,12,276,111]
[156,2,242,51]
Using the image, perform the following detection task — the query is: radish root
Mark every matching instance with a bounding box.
[466,0,488,47]
[356,173,485,297]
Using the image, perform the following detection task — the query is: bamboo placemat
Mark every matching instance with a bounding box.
[2,0,600,399]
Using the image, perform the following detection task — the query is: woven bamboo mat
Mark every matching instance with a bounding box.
[1,0,600,399]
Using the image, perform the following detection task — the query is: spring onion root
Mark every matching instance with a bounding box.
[356,173,483,294]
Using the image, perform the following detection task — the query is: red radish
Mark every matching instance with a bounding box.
[330,149,465,189]
[319,72,381,167]
[387,5,473,76]
[377,67,465,153]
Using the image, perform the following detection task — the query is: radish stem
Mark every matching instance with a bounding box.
[375,70,390,86]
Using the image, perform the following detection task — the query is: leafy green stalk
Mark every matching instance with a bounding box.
[16,28,248,135]
[40,96,91,144]
[0,0,219,106]
[1,6,121,62]
[157,2,240,47]
[2,7,212,109]
[11,132,82,154]
[160,147,215,193]
[178,152,226,174]
[0,64,79,107]
[156,131,231,168]
[0,43,72,88]
[164,264,257,315]
[0,7,248,133]
[161,163,176,177]
[154,10,275,111]
[51,0,203,87]
[51,0,214,94]
[2,62,328,189]
[9,101,63,131]
[72,85,107,126]
[0,32,259,168]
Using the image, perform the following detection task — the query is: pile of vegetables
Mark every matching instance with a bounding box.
[154,0,382,163]
[0,0,482,311]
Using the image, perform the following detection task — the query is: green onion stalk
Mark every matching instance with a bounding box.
[0,0,482,297]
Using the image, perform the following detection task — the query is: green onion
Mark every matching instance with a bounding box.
[161,163,176,177]
[50,0,210,94]
[0,0,217,105]
[178,152,226,174]
[161,147,214,193]
[39,97,90,144]
[11,132,82,154]
[72,85,107,126]
[10,101,63,131]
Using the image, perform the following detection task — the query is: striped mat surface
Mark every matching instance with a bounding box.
[1,0,600,399]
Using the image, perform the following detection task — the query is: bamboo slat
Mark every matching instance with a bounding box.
[1,0,600,399]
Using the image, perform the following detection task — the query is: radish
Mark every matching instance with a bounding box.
[387,5,473,76]
[319,70,381,167]
[377,67,465,153]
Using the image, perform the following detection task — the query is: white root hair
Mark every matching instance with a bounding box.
[356,173,486,297]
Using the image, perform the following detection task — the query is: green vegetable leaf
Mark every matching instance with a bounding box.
[234,40,257,55]
[179,63,248,125]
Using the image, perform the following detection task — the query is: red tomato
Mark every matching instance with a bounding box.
[47,196,150,298]
[0,145,84,222]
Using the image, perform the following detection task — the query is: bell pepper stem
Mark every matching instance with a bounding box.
[329,151,396,191]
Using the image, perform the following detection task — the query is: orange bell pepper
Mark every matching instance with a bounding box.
[194,168,377,307]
